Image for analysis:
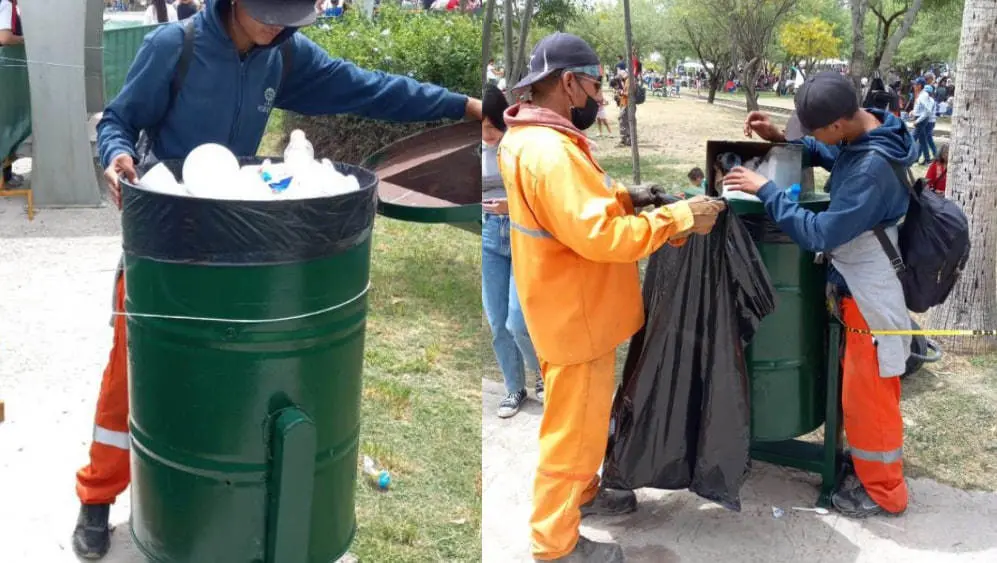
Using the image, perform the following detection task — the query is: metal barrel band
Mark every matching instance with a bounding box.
[111,282,371,324]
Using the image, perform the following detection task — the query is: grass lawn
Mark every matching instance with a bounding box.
[262,112,487,562]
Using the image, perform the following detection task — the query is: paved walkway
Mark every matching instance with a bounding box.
[482,378,997,563]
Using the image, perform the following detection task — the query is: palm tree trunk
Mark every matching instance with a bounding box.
[927,0,997,354]
[622,0,641,184]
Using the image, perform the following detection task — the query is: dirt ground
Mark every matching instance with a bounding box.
[482,97,997,561]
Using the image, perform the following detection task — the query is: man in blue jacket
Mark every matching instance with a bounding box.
[724,71,917,519]
[75,0,480,558]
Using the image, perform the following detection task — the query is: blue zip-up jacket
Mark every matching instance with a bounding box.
[97,0,469,168]
[755,110,919,290]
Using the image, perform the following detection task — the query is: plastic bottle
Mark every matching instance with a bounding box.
[259,159,292,194]
[362,455,391,491]
[284,129,314,172]
[785,183,801,202]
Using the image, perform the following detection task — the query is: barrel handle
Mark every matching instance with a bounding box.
[266,407,316,563]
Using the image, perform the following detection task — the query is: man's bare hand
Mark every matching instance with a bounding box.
[684,195,726,235]
[104,153,137,209]
[744,111,786,143]
[465,97,483,121]
[482,198,509,214]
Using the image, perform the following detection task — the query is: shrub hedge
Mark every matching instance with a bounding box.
[281,5,481,165]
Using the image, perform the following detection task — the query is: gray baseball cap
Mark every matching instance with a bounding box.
[512,33,601,91]
[241,0,317,27]
[785,71,860,141]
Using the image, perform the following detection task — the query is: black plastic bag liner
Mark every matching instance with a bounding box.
[120,158,378,265]
[602,210,778,511]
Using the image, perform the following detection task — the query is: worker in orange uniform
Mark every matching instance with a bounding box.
[726,71,917,518]
[498,32,726,562]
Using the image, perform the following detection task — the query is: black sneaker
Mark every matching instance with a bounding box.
[535,377,545,404]
[536,536,625,562]
[831,483,904,519]
[580,487,637,518]
[497,389,528,419]
[72,503,111,560]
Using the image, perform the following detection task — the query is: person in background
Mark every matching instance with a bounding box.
[143,0,179,24]
[910,77,936,165]
[594,96,611,137]
[0,0,23,46]
[731,71,917,520]
[925,142,948,196]
[0,0,24,190]
[486,58,504,86]
[613,69,631,147]
[615,54,626,74]
[499,32,724,561]
[482,84,543,419]
[74,0,482,559]
[687,167,706,193]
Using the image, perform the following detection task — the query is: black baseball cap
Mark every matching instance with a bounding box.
[241,0,317,27]
[512,33,601,91]
[785,71,860,141]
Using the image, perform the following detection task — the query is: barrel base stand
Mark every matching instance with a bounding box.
[750,321,847,508]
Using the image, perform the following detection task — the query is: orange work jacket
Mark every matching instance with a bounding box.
[498,109,695,366]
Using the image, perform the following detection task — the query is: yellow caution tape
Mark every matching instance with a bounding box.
[844,327,997,337]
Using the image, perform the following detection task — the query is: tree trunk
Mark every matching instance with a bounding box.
[741,57,760,112]
[503,0,514,103]
[877,0,925,76]
[849,0,869,102]
[927,0,997,354]
[622,0,641,183]
[708,74,720,103]
[510,0,535,86]
[481,0,497,90]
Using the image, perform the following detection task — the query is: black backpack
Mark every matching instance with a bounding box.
[634,83,647,104]
[873,164,970,313]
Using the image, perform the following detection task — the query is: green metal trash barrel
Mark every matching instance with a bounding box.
[727,194,831,441]
[120,158,378,563]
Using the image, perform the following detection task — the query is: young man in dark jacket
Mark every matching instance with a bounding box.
[725,71,917,519]
[75,0,480,558]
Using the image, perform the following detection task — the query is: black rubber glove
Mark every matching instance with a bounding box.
[628,184,676,209]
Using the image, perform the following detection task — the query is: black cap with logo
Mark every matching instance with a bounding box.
[240,0,318,28]
[512,32,601,91]
[785,71,860,141]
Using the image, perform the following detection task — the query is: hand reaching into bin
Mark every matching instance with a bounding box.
[104,153,138,209]
[723,167,770,196]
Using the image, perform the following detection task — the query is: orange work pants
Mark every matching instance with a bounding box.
[531,350,616,560]
[841,297,908,513]
[75,273,131,505]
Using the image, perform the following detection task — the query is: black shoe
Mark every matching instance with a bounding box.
[580,487,637,518]
[72,503,111,560]
[535,378,545,404]
[831,483,903,519]
[536,536,625,563]
[4,173,24,188]
[497,389,528,419]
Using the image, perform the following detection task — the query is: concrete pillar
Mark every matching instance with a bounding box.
[19,0,103,207]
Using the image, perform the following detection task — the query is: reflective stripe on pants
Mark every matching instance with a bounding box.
[76,273,131,505]
[841,297,908,513]
[531,351,615,560]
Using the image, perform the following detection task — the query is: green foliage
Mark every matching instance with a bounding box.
[533,0,580,31]
[895,0,962,69]
[304,5,481,96]
[779,16,844,65]
[284,6,481,164]
[571,0,690,68]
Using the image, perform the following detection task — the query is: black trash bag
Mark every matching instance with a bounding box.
[602,210,778,511]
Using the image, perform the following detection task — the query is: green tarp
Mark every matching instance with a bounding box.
[0,45,32,162]
[103,23,160,103]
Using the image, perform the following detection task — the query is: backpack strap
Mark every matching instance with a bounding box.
[137,18,196,164]
[871,155,916,275]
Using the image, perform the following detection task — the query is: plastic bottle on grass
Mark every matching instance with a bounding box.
[362,455,391,491]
